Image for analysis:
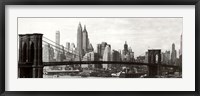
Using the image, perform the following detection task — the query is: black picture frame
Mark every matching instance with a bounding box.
[0,0,200,96]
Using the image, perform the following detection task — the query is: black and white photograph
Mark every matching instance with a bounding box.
[18,17,182,78]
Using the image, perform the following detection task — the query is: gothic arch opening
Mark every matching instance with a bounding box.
[155,54,159,63]
[22,43,27,62]
[30,42,34,62]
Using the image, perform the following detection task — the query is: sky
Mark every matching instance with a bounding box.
[18,18,182,57]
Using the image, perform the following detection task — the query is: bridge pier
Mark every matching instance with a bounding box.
[18,33,43,78]
[147,49,161,77]
[148,65,158,77]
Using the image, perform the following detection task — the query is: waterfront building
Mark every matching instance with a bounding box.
[81,52,99,68]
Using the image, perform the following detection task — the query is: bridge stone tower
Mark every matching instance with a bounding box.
[18,33,43,78]
[148,49,161,77]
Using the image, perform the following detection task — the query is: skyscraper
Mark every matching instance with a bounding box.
[56,31,60,45]
[60,45,66,62]
[87,38,90,50]
[97,44,101,59]
[43,44,54,62]
[144,51,148,63]
[180,34,182,56]
[77,23,83,60]
[122,41,131,61]
[66,42,70,52]
[97,42,107,60]
[70,43,76,59]
[55,30,61,61]
[82,25,89,53]
[162,51,170,64]
[103,45,111,69]
[124,41,128,54]
[76,23,93,61]
[101,42,107,56]
[88,43,94,52]
[70,43,75,50]
[43,44,55,70]
[111,50,120,61]
[179,34,182,70]
[171,43,177,65]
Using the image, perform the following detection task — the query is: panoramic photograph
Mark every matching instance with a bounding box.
[17,18,182,78]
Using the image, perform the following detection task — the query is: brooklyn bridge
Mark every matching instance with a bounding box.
[18,33,181,78]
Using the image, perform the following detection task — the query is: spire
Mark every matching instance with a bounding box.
[78,22,82,28]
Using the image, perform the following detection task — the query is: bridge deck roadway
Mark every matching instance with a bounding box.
[42,61,179,68]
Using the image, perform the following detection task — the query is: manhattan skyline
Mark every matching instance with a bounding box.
[18,18,182,57]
